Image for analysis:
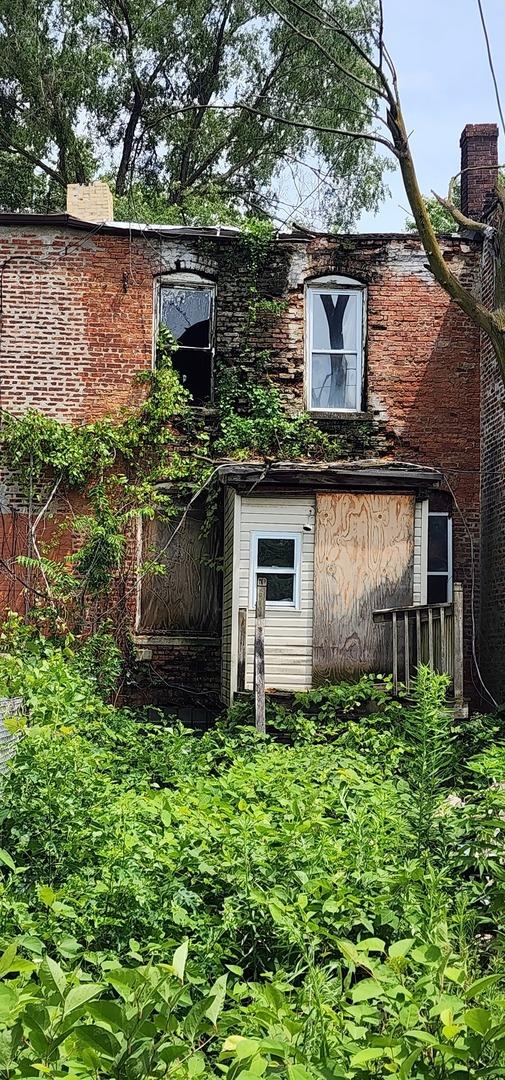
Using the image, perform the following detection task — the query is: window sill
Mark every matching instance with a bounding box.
[134,634,220,646]
[308,409,367,420]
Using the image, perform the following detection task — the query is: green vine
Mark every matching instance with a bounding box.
[0,219,343,627]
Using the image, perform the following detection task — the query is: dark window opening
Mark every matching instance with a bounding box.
[427,512,452,604]
[159,284,214,404]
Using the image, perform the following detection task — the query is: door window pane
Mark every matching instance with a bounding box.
[258,537,295,568]
[311,353,358,410]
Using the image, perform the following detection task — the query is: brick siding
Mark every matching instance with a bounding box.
[0,223,481,706]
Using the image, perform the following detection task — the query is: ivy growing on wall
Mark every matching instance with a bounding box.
[0,219,344,631]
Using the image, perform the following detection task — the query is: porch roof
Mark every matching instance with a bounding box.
[217,460,443,494]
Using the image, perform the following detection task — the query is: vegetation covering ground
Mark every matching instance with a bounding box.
[0,617,504,1076]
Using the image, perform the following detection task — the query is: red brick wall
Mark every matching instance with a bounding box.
[479,234,505,705]
[0,224,481,706]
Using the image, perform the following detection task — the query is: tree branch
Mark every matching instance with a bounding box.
[432,190,495,236]
[0,134,65,188]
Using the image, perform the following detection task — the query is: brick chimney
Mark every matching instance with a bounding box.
[460,123,499,221]
[66,181,113,223]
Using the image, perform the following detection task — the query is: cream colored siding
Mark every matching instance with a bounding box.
[413,499,428,604]
[221,488,241,704]
[239,496,315,691]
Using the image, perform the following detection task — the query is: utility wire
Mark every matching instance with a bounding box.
[476,0,505,138]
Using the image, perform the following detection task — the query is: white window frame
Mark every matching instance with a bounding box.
[155,273,216,401]
[249,531,301,610]
[425,511,453,604]
[305,275,365,414]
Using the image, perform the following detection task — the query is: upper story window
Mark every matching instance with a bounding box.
[306,276,365,412]
[158,274,215,405]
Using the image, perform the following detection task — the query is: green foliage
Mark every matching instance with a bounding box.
[0,635,505,1074]
[215,373,341,460]
[0,218,341,626]
[405,188,460,234]
[0,0,388,227]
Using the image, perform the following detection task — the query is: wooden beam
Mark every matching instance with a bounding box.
[453,582,464,708]
[237,607,247,694]
[254,577,266,735]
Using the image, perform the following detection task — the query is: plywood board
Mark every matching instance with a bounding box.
[313,493,414,682]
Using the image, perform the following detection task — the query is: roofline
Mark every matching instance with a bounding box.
[217,461,444,492]
[0,212,479,245]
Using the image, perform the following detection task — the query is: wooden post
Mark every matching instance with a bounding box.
[237,608,247,693]
[254,576,267,734]
[453,582,464,708]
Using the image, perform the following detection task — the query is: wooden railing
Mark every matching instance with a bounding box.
[373,582,464,708]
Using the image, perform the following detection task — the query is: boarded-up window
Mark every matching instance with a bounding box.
[140,504,221,635]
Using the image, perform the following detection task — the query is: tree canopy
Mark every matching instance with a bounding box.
[0,0,388,227]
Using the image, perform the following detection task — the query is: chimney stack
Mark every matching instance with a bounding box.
[460,123,499,221]
[66,181,113,223]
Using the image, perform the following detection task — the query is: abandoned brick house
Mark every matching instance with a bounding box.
[0,123,501,719]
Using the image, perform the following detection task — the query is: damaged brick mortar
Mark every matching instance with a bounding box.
[479,231,505,703]
[0,224,482,705]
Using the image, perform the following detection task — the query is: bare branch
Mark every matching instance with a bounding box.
[432,190,495,236]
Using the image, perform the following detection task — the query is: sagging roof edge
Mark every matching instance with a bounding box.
[217,461,444,491]
[0,212,478,246]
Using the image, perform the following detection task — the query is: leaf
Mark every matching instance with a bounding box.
[0,944,17,977]
[351,978,383,1003]
[63,983,102,1015]
[107,968,145,999]
[350,1046,387,1065]
[466,974,503,1000]
[0,849,16,872]
[336,939,361,968]
[0,985,16,1019]
[88,1000,124,1029]
[464,1008,491,1035]
[205,974,227,1026]
[172,940,189,982]
[388,939,415,959]
[287,1067,313,1080]
[73,1023,121,1058]
[39,956,66,998]
[398,1048,423,1078]
[37,884,56,908]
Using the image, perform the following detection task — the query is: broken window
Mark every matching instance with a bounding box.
[427,512,452,604]
[307,282,364,411]
[159,279,215,404]
[250,532,301,607]
[139,502,222,635]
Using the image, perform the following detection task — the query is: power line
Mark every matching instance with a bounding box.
[476,0,505,138]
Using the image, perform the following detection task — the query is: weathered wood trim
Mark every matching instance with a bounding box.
[229,490,242,701]
[255,577,266,734]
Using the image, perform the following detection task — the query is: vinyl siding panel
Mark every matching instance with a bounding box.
[239,496,315,691]
[413,499,428,604]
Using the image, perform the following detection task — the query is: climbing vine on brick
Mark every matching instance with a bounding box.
[0,219,340,628]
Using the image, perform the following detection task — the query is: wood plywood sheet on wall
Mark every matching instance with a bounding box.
[313,493,414,682]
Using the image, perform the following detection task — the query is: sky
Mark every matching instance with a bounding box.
[357,0,505,232]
